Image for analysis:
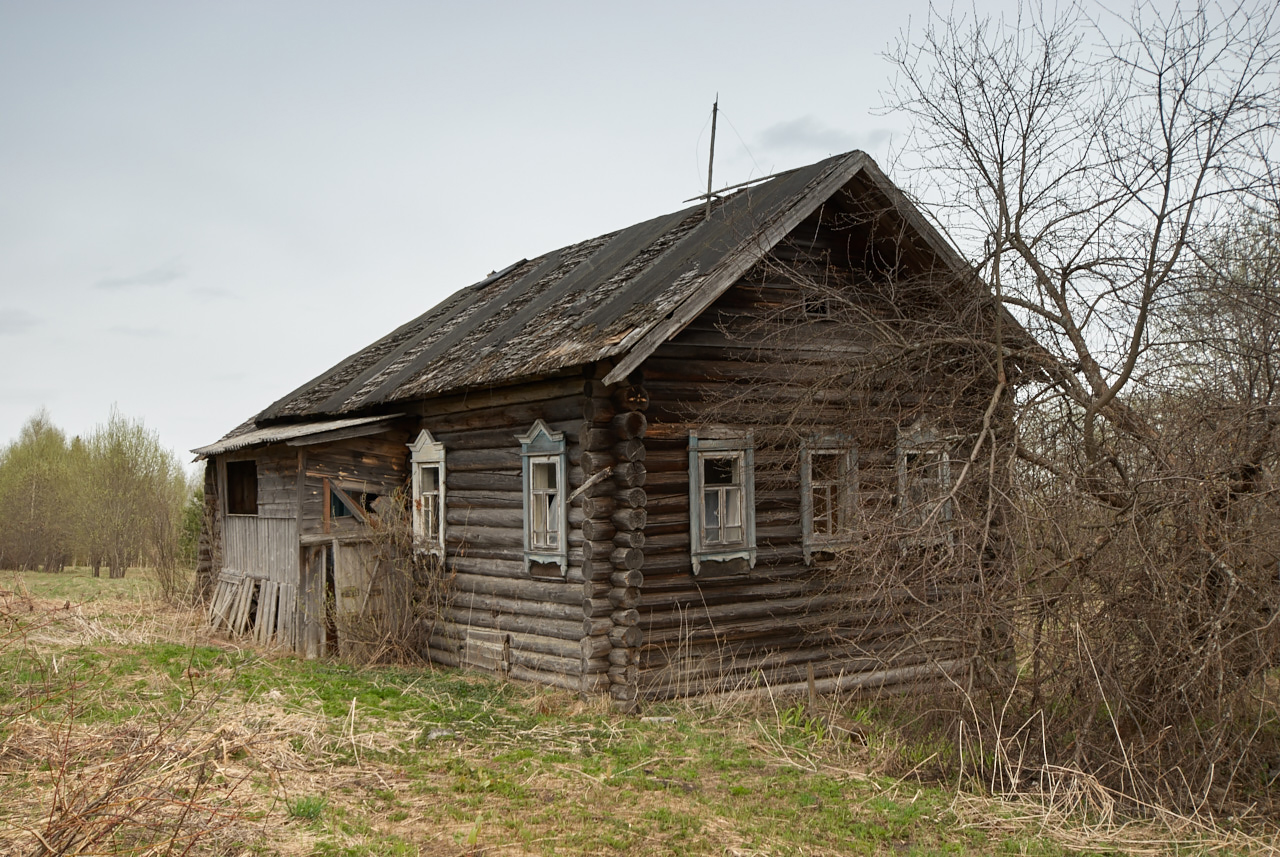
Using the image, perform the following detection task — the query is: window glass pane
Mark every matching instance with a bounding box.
[724,487,742,528]
[546,491,559,537]
[814,486,831,533]
[420,465,438,492]
[704,456,735,486]
[704,489,721,531]
[533,461,556,490]
[424,495,439,539]
[813,451,842,481]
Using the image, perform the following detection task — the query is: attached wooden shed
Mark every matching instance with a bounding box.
[195,150,1013,703]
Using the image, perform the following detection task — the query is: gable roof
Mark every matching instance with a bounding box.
[204,150,977,449]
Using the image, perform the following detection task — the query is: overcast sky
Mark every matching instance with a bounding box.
[0,0,1026,467]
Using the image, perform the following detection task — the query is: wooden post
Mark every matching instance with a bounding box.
[705,96,718,222]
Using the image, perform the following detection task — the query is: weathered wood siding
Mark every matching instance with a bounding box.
[299,434,410,536]
[633,210,977,700]
[222,516,298,583]
[418,374,635,694]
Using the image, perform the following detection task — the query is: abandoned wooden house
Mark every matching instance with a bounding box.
[194,150,1013,703]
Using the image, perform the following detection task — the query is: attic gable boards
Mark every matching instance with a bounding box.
[601,157,968,387]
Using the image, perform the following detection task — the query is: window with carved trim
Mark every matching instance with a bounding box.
[688,431,756,575]
[408,429,446,556]
[897,422,954,544]
[517,420,567,576]
[801,438,857,563]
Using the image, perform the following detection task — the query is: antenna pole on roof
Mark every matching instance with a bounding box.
[705,96,718,222]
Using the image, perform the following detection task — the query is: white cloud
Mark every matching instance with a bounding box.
[96,260,186,290]
[0,308,42,335]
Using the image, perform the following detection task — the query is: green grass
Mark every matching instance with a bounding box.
[0,566,1266,856]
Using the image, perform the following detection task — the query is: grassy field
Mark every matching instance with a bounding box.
[0,568,1270,856]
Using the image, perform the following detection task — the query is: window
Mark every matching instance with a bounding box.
[801,437,857,563]
[517,420,567,576]
[408,429,446,556]
[327,482,377,523]
[225,460,258,516]
[688,431,756,574]
[897,422,953,544]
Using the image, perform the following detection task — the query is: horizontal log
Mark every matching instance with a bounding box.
[614,439,646,462]
[417,378,584,418]
[583,539,616,561]
[454,524,524,549]
[448,471,521,492]
[614,487,647,509]
[447,555,525,578]
[581,556,614,582]
[582,519,616,541]
[608,663,638,684]
[582,580,611,599]
[583,597,613,617]
[611,508,646,531]
[641,658,969,702]
[453,572,583,605]
[581,671,612,694]
[580,450,614,473]
[425,645,461,668]
[582,496,615,518]
[582,397,617,424]
[441,607,582,641]
[510,648,580,676]
[446,448,521,472]
[581,428,614,452]
[446,489,523,510]
[612,461,647,488]
[613,530,644,549]
[609,624,643,648]
[610,682,639,701]
[612,411,647,439]
[508,663,582,693]
[506,629,590,661]
[611,608,640,626]
[608,587,641,609]
[611,547,644,570]
[445,507,521,529]
[610,569,643,588]
[581,655,611,675]
[583,616,613,636]
[581,635,612,659]
[608,647,639,666]
[451,590,583,622]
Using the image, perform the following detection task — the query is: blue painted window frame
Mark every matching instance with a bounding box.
[688,431,756,575]
[897,421,954,546]
[517,420,568,576]
[407,429,446,557]
[800,435,858,564]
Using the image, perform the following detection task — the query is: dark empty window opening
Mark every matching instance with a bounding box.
[226,460,258,516]
[330,485,378,520]
[804,294,831,317]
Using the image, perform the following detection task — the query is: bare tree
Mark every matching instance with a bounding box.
[882,1,1280,808]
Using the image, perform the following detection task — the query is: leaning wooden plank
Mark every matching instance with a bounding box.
[264,581,280,644]
[232,578,258,635]
[255,581,278,645]
[205,580,231,631]
[213,578,240,631]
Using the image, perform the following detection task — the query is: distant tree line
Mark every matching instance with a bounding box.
[0,408,198,588]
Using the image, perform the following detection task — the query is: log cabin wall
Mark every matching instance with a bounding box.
[634,210,980,700]
[419,373,606,694]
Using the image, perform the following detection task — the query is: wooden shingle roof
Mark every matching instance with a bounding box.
[200,149,977,450]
